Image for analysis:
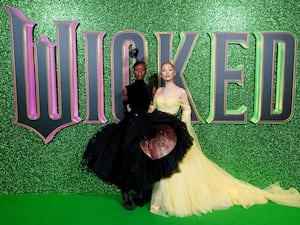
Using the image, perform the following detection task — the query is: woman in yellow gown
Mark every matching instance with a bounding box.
[148,62,300,217]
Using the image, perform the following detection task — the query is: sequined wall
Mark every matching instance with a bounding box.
[0,0,299,194]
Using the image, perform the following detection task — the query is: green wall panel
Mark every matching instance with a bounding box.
[0,0,299,194]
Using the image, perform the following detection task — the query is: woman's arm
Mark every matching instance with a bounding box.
[122,87,128,102]
[180,89,191,124]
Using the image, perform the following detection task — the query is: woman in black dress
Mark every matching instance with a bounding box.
[81,61,193,210]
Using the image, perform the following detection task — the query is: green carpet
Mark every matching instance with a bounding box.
[0,194,299,225]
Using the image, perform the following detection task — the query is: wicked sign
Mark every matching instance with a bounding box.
[5,6,297,143]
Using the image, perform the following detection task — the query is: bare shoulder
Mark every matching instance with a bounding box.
[178,87,187,97]
[156,87,164,94]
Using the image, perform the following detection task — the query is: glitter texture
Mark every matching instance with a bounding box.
[0,0,299,194]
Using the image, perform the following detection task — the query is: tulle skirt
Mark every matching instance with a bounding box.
[150,125,300,217]
[81,110,193,190]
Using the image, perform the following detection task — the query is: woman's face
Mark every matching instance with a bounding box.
[133,63,146,80]
[160,63,176,81]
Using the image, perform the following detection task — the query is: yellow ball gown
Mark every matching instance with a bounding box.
[149,92,300,217]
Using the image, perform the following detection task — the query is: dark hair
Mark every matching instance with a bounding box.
[133,61,146,69]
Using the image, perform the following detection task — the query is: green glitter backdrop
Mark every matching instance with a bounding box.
[0,0,299,194]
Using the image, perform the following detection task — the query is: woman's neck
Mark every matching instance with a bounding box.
[164,80,176,88]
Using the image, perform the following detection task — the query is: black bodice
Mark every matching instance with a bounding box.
[125,80,153,114]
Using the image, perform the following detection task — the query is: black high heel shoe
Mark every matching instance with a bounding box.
[132,196,144,207]
[121,190,133,210]
[132,190,145,207]
[123,199,133,210]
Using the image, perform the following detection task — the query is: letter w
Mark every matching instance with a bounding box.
[5,6,81,143]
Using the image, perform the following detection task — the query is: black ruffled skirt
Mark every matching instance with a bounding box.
[81,110,193,190]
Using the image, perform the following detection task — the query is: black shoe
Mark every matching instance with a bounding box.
[123,199,133,210]
[121,190,133,210]
[132,196,145,207]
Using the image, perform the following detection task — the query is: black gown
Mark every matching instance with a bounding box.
[81,80,193,190]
